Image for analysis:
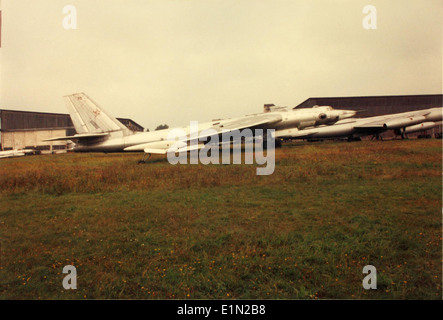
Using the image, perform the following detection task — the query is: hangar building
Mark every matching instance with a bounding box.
[0,109,144,152]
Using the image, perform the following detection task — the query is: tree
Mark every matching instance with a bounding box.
[155,124,169,131]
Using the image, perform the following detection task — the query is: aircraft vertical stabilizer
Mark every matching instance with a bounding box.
[64,93,131,135]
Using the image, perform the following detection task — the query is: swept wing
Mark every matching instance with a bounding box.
[124,113,283,154]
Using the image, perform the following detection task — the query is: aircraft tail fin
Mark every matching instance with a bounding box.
[64,93,131,134]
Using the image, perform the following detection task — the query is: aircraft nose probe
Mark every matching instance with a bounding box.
[340,110,357,119]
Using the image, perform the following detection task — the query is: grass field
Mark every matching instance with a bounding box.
[0,139,441,299]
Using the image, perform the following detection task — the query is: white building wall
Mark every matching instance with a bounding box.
[1,129,68,152]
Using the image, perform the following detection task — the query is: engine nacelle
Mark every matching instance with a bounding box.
[275,128,299,139]
[145,140,187,151]
[403,122,439,134]
[383,116,426,129]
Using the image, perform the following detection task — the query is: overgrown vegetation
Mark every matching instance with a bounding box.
[0,139,441,299]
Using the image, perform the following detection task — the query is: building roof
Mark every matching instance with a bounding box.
[0,109,144,132]
[294,94,442,117]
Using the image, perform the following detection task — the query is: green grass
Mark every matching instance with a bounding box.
[0,139,441,299]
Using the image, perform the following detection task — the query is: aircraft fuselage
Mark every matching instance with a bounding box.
[71,106,355,152]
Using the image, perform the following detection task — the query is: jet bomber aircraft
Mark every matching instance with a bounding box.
[276,107,442,141]
[44,93,355,161]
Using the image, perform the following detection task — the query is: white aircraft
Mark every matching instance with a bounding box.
[275,107,443,141]
[43,93,356,161]
[0,149,36,159]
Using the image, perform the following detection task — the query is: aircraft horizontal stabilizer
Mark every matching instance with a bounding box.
[43,133,109,142]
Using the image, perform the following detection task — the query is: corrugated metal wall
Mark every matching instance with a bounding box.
[0,110,73,131]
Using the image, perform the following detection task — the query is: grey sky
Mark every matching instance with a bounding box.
[1,0,441,130]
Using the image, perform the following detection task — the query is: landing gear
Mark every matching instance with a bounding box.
[138,152,151,164]
[347,136,362,142]
[371,133,383,141]
[394,128,407,139]
[399,128,407,140]
[260,136,281,150]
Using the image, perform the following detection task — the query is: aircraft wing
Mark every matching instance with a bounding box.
[0,149,36,159]
[124,113,283,153]
[214,113,282,130]
[197,113,282,139]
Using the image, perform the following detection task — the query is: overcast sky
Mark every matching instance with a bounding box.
[0,0,441,130]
